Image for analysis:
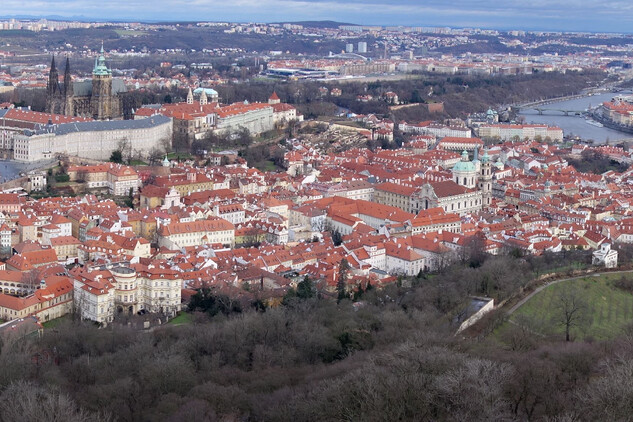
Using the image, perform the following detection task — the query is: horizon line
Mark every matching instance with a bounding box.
[0,15,631,36]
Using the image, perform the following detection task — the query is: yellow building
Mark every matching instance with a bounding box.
[0,276,73,323]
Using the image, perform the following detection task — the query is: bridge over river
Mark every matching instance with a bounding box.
[523,108,586,117]
[512,94,589,116]
[516,91,632,143]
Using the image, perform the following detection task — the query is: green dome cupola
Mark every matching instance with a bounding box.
[93,42,111,76]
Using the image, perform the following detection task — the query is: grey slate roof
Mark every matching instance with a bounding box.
[27,114,171,137]
[72,78,127,97]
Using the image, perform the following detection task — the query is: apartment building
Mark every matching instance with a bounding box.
[157,217,235,249]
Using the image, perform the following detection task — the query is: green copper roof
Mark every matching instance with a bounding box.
[481,150,490,163]
[453,160,476,173]
[93,42,111,76]
[453,150,476,173]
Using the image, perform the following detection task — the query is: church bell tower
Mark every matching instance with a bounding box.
[91,43,113,120]
[479,149,493,207]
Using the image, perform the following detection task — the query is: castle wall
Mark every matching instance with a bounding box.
[13,117,173,162]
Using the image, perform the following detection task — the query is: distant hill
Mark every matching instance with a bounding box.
[275,21,356,29]
[0,17,360,28]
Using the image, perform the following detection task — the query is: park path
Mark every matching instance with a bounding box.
[506,269,633,316]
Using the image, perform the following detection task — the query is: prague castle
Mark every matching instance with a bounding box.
[46,44,125,120]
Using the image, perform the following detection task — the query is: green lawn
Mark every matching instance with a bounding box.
[42,315,71,329]
[510,274,633,340]
[168,312,193,325]
[254,160,279,172]
[129,159,148,166]
[166,152,195,161]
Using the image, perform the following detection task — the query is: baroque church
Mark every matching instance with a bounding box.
[414,148,492,216]
[46,45,126,120]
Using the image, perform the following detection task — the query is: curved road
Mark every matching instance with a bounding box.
[506,269,633,316]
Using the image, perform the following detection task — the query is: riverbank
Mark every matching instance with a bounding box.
[518,91,633,143]
[591,109,633,136]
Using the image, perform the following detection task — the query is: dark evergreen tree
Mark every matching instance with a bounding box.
[296,276,315,300]
[337,258,350,302]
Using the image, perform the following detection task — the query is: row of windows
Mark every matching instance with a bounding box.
[449,198,481,211]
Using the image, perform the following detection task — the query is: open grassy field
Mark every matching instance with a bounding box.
[508,273,633,341]
[166,152,194,160]
[252,159,279,172]
[113,29,150,37]
[42,315,71,329]
[168,312,193,325]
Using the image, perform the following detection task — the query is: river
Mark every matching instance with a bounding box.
[518,91,633,144]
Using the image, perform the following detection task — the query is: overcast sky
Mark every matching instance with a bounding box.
[2,0,633,33]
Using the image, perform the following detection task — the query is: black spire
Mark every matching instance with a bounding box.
[64,56,73,97]
[48,55,59,95]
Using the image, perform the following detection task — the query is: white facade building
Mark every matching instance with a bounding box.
[72,263,182,325]
[14,115,173,162]
[215,103,273,136]
[478,124,563,142]
[592,243,618,268]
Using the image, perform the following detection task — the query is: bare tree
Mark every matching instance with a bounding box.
[147,147,163,166]
[580,358,633,421]
[117,138,132,164]
[552,285,591,342]
[239,226,262,248]
[502,314,538,351]
[131,148,143,164]
[159,136,173,154]
[0,380,112,422]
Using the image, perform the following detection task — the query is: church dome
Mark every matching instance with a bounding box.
[452,150,476,173]
[194,87,218,97]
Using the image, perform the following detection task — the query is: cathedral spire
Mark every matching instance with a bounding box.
[64,56,73,96]
[48,55,59,96]
[186,88,193,105]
